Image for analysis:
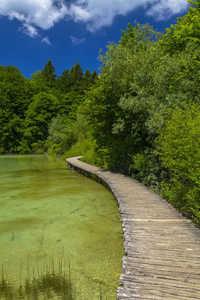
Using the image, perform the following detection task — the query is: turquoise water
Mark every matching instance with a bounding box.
[0,155,124,299]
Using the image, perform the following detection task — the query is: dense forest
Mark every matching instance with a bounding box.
[1,0,200,225]
[0,61,98,154]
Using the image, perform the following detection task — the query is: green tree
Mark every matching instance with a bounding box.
[30,71,48,93]
[42,59,57,88]
[83,15,200,186]
[0,65,34,152]
[0,65,33,117]
[90,70,98,85]
[48,115,77,154]
[120,22,158,48]
[82,69,91,90]
[57,69,70,93]
[0,109,23,153]
[19,92,60,152]
[82,23,158,171]
[60,91,84,119]
[69,62,83,93]
[160,0,200,53]
[82,69,98,90]
[156,103,200,224]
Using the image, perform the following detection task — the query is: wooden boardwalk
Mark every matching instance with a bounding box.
[66,157,200,300]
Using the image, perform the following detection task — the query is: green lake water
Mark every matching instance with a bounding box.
[0,155,124,299]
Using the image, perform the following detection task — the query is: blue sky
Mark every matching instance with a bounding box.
[0,0,189,79]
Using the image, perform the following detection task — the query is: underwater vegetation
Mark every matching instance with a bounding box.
[0,258,72,300]
[0,258,110,300]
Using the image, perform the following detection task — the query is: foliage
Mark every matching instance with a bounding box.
[48,116,78,155]
[0,65,33,152]
[160,0,200,53]
[59,91,84,119]
[19,92,60,152]
[79,1,200,224]
[0,109,23,153]
[156,103,200,224]
[64,137,97,163]
[42,59,57,87]
[1,0,200,224]
[0,61,97,154]
[68,62,83,93]
[57,69,70,94]
[82,22,158,172]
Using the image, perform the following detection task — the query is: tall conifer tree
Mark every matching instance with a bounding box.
[42,59,57,87]
[69,62,83,93]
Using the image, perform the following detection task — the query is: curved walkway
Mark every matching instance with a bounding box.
[66,157,200,300]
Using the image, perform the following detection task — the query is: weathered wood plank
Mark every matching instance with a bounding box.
[66,157,200,300]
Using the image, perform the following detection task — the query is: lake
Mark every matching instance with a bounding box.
[0,155,124,299]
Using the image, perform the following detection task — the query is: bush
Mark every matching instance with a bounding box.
[63,137,101,166]
[156,102,200,225]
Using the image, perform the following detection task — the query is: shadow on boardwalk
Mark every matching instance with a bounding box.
[67,157,200,300]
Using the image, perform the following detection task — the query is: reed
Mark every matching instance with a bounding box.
[0,257,73,300]
[0,258,110,299]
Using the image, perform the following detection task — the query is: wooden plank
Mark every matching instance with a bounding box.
[66,157,200,300]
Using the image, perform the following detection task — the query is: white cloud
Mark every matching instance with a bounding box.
[146,0,189,20]
[69,0,148,31]
[42,36,51,45]
[0,0,189,35]
[20,23,39,37]
[0,0,67,29]
[69,0,189,31]
[70,35,86,45]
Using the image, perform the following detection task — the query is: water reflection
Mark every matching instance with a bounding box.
[0,155,124,299]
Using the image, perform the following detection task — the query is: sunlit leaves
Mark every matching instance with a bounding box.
[160,0,200,53]
[156,103,200,222]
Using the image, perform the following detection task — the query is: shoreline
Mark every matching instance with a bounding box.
[67,156,200,300]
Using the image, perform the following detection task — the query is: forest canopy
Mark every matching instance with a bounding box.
[0,61,98,154]
[1,0,200,225]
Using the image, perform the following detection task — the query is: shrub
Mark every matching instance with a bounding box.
[156,102,200,224]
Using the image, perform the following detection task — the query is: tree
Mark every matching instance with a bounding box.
[69,62,83,93]
[83,16,200,187]
[57,69,70,93]
[19,92,60,152]
[120,22,158,49]
[60,91,84,119]
[0,108,23,153]
[30,71,48,93]
[0,65,34,152]
[48,115,78,154]
[42,59,57,88]
[90,70,98,85]
[156,103,200,224]
[0,65,33,117]
[82,23,158,171]
[82,69,91,90]
[160,0,200,53]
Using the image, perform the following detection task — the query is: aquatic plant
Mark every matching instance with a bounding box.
[0,258,72,300]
